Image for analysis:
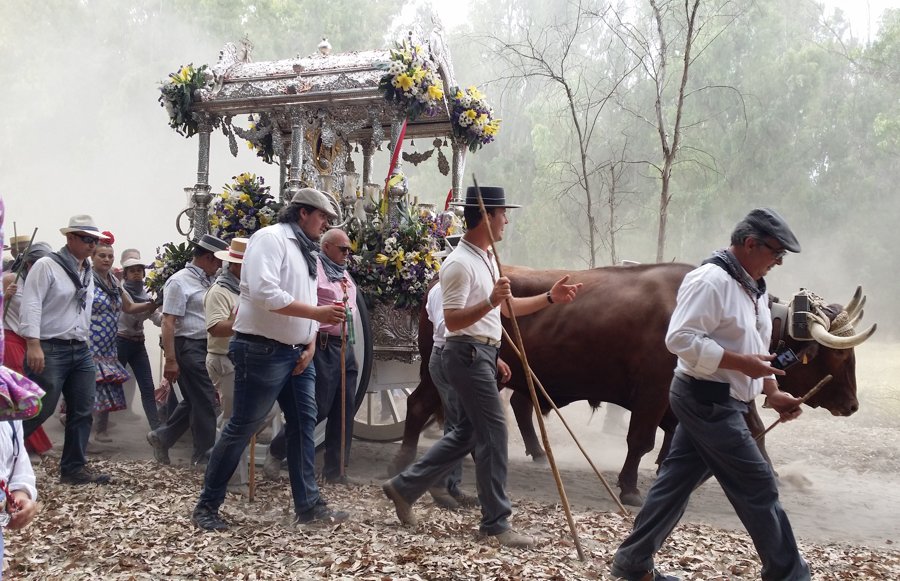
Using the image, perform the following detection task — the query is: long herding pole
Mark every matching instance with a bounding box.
[472,175,585,561]
[4,226,38,319]
[500,328,629,515]
[339,281,349,478]
[755,374,832,441]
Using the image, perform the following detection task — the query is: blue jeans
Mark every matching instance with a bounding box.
[614,375,810,581]
[117,336,160,431]
[23,341,96,475]
[198,337,321,515]
[314,334,359,480]
[390,341,512,535]
[429,345,464,496]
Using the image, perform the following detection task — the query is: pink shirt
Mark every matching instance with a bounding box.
[316,257,357,337]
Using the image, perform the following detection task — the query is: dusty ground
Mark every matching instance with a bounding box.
[3,341,898,579]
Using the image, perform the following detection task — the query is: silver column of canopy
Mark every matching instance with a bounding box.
[284,109,305,202]
[190,114,214,239]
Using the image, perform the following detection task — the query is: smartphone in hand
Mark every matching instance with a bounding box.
[772,348,799,371]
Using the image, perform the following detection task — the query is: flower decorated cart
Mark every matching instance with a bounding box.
[160,28,490,441]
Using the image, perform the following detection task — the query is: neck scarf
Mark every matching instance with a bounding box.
[702,249,767,300]
[49,246,91,312]
[122,279,150,303]
[215,268,241,295]
[319,254,346,283]
[92,270,121,304]
[289,223,319,278]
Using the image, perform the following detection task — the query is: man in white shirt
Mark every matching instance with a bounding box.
[191,188,349,531]
[382,186,581,548]
[20,215,112,485]
[611,208,810,581]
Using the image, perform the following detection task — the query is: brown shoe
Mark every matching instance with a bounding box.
[491,529,535,548]
[428,487,459,510]
[382,480,417,526]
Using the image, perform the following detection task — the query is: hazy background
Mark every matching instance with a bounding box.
[1,0,897,337]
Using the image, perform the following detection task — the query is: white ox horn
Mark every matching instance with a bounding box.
[844,286,866,320]
[810,320,877,350]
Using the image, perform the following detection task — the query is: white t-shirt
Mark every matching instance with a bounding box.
[426,283,446,346]
[666,263,775,402]
[440,239,501,342]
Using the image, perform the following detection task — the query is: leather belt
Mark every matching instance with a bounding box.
[317,331,343,348]
[234,331,303,350]
[43,338,86,346]
[446,335,501,348]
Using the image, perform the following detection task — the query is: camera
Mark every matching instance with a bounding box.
[771,348,799,371]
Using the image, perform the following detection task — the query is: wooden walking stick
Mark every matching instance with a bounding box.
[500,327,629,515]
[472,176,585,561]
[248,433,256,502]
[339,280,349,478]
[755,374,832,441]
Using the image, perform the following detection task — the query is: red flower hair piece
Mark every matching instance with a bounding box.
[102,231,115,245]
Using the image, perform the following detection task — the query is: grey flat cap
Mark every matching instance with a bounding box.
[744,208,801,253]
[290,187,338,220]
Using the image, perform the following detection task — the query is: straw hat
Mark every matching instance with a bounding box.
[214,237,248,264]
[59,215,112,241]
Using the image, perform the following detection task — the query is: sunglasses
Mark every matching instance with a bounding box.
[76,234,100,245]
[335,245,352,254]
[760,240,787,260]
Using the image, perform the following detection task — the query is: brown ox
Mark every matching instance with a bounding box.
[390,263,875,506]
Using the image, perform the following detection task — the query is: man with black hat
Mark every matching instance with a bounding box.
[610,208,810,581]
[147,233,226,467]
[382,186,581,547]
[20,215,113,484]
[191,188,349,531]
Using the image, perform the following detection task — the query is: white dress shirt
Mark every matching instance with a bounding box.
[19,255,94,342]
[440,239,502,342]
[426,283,446,346]
[0,422,37,502]
[233,223,318,346]
[666,263,775,402]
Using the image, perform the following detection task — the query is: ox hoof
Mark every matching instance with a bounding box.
[529,452,548,464]
[620,491,644,507]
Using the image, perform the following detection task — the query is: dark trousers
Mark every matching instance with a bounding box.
[314,333,359,480]
[117,336,160,431]
[154,337,216,463]
[614,375,810,581]
[199,337,320,515]
[389,341,512,535]
[429,344,465,495]
[24,341,96,475]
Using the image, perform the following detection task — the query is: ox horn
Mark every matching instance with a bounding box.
[844,286,866,320]
[810,320,878,349]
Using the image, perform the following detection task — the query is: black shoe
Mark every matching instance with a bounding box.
[146,431,170,465]
[451,490,480,508]
[610,562,680,581]
[60,467,112,485]
[191,503,229,531]
[296,501,350,525]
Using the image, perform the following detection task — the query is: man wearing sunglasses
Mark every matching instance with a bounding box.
[610,208,809,581]
[20,215,113,485]
[311,227,359,485]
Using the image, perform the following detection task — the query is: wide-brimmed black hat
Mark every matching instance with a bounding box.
[450,186,522,209]
[192,234,229,254]
[742,208,801,253]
